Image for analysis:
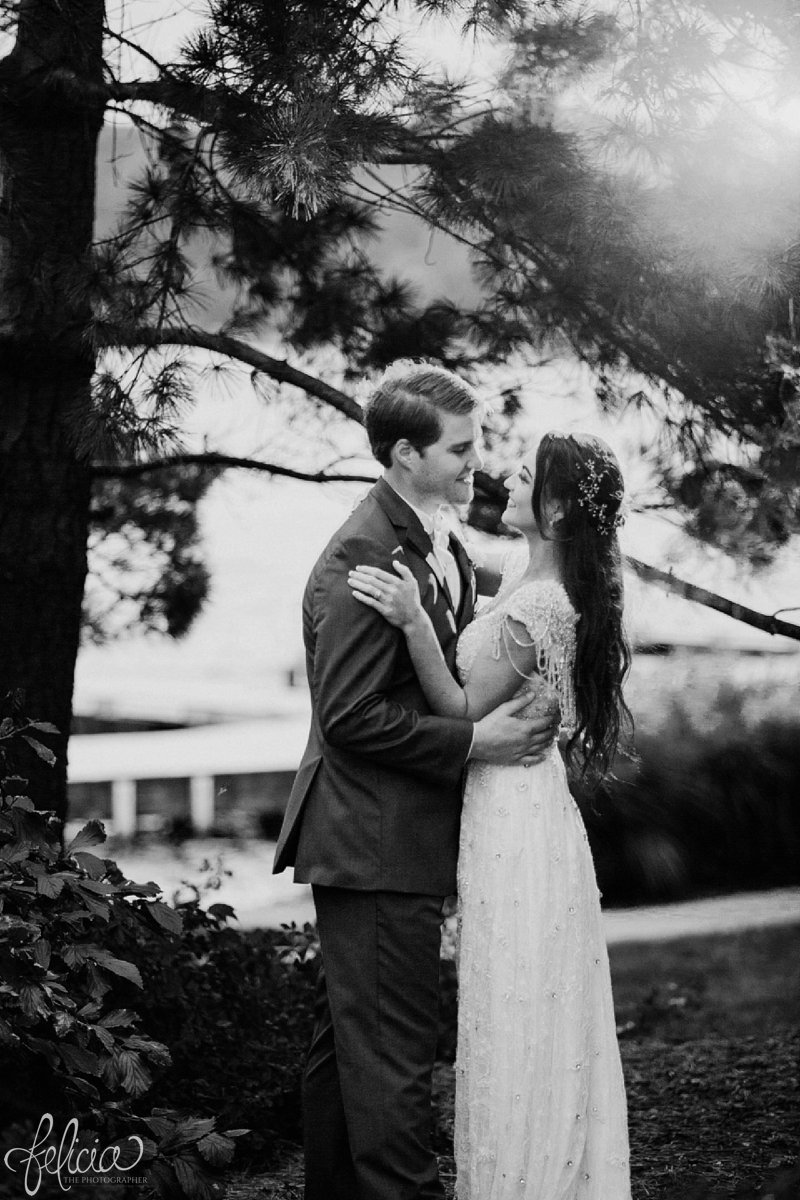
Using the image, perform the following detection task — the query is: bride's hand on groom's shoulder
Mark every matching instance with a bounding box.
[347,561,423,632]
[471,693,559,767]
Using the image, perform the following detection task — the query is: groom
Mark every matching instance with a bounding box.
[273,361,558,1200]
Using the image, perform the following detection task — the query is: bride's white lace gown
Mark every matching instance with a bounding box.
[454,556,632,1200]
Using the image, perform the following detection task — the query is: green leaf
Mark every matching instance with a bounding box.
[36,874,65,899]
[60,911,93,929]
[172,1154,215,1200]
[122,880,161,897]
[92,951,143,988]
[19,984,50,1019]
[147,1160,178,1196]
[115,1048,152,1096]
[76,878,115,895]
[9,796,34,811]
[32,939,51,969]
[66,1076,100,1099]
[90,1023,116,1052]
[85,963,112,1000]
[197,1132,235,1167]
[98,1007,138,1028]
[72,851,108,879]
[62,943,96,969]
[145,1114,178,1140]
[101,1053,121,1090]
[173,1117,216,1144]
[123,1034,172,1067]
[53,1011,75,1037]
[148,900,183,934]
[207,903,236,921]
[21,736,56,766]
[0,718,14,737]
[0,844,31,864]
[69,883,112,921]
[43,982,73,1003]
[76,999,102,1020]
[66,820,107,855]
[28,721,60,735]
[137,1136,158,1162]
[58,1042,100,1076]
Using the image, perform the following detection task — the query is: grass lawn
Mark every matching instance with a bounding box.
[231,921,799,1200]
[596,923,798,1198]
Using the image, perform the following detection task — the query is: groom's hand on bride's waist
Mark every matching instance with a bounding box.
[470,693,560,767]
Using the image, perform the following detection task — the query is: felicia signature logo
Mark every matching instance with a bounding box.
[3,1113,145,1195]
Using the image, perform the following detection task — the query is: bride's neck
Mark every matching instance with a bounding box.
[523,532,561,583]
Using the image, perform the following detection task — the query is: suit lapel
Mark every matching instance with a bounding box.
[372,477,432,559]
[372,477,475,631]
[372,478,456,636]
[449,532,476,631]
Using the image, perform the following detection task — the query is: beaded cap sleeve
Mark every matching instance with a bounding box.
[503,580,579,733]
[457,571,579,734]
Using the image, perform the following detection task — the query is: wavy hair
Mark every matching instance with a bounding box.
[364,360,480,467]
[532,432,633,779]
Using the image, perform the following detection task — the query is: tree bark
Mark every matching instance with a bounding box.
[0,0,105,820]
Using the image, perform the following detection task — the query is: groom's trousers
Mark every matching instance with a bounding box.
[303,886,446,1200]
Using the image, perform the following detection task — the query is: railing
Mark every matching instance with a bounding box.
[68,716,310,835]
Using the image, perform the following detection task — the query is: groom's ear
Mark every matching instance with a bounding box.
[391,438,420,471]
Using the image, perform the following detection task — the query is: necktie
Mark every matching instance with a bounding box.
[431,511,462,609]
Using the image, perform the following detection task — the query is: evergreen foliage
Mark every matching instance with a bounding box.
[84,0,800,569]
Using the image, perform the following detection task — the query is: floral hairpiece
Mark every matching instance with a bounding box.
[575,457,625,536]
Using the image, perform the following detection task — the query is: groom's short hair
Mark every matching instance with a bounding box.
[364,360,480,467]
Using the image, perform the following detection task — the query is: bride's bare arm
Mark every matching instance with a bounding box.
[347,562,540,720]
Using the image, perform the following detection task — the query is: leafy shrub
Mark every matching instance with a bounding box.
[0,711,246,1197]
[577,693,800,904]
[0,775,173,1115]
[135,913,319,1167]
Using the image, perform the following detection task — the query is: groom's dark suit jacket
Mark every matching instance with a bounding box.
[273,477,476,895]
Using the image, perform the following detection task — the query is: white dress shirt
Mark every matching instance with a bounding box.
[385,483,463,611]
[383,480,474,754]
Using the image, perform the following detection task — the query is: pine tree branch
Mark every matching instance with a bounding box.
[91,453,377,485]
[105,76,227,120]
[106,325,364,422]
[625,556,800,643]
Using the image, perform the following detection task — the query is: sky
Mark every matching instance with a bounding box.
[102,0,502,79]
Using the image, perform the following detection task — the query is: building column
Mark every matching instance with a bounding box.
[111,778,137,837]
[190,775,215,833]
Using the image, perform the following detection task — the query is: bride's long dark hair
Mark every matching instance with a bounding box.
[531,432,632,778]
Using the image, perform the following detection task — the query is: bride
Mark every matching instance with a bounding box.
[347,431,633,1200]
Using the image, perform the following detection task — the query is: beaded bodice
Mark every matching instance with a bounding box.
[456,553,579,731]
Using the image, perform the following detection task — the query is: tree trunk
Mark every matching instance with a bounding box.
[0,0,105,820]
